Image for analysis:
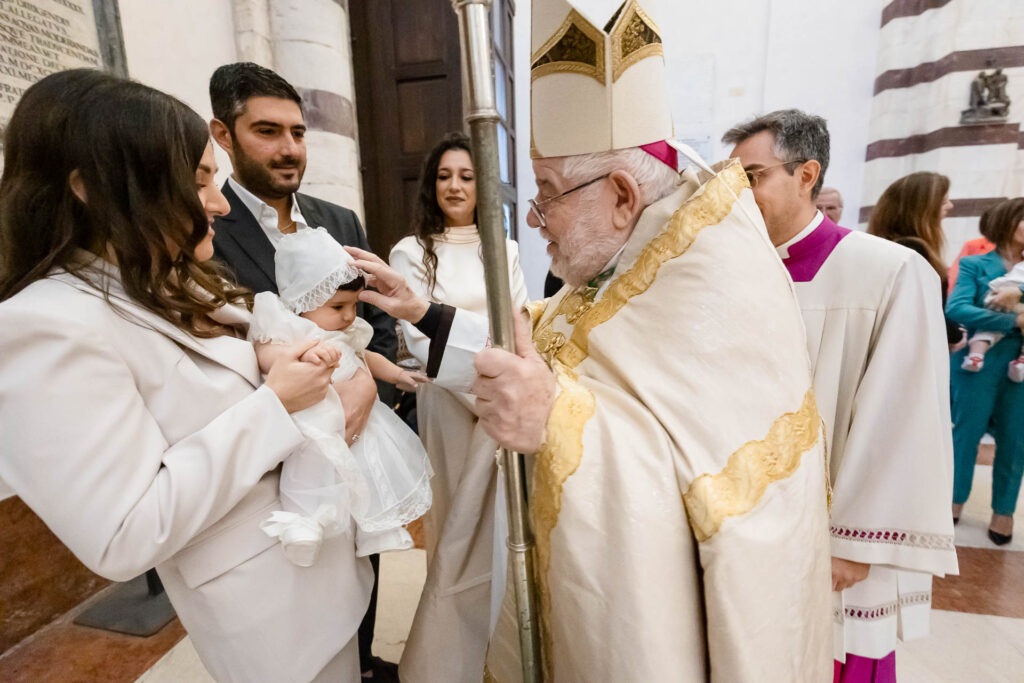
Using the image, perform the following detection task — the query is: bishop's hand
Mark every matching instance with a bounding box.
[344,246,430,323]
[472,311,556,454]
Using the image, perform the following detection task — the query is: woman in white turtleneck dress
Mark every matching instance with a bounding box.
[389,133,528,683]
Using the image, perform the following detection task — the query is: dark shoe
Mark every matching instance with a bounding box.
[362,656,399,682]
[988,528,1012,546]
[952,503,964,526]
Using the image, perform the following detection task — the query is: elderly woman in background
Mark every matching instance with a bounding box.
[389,132,527,683]
[868,171,963,348]
[947,197,1024,545]
[0,70,374,682]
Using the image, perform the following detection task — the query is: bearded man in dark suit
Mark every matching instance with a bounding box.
[208,62,398,683]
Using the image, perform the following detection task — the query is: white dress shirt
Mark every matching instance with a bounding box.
[228,176,310,248]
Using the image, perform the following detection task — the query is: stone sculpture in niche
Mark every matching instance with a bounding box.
[961,68,1011,124]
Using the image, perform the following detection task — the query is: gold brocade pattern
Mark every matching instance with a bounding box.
[822,417,833,511]
[682,389,821,543]
[529,363,595,681]
[532,286,597,366]
[609,0,664,81]
[525,299,548,328]
[554,160,748,369]
[531,9,606,84]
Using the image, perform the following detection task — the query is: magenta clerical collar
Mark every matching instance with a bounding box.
[781,216,851,282]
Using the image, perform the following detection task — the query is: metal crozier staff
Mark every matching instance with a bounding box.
[450,1,543,681]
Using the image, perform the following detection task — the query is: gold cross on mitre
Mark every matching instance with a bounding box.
[530,0,674,159]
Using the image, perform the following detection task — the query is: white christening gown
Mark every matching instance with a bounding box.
[250,292,432,565]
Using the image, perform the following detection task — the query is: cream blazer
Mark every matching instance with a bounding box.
[0,261,372,683]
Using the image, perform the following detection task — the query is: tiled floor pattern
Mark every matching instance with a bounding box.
[896,462,1024,681]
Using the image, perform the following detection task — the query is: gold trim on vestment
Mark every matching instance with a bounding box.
[682,388,821,543]
[525,299,548,328]
[531,9,606,84]
[529,363,595,681]
[524,159,749,675]
[609,0,664,81]
[552,160,748,369]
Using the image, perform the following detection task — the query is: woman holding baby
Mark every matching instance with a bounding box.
[946,197,1024,545]
[0,70,374,682]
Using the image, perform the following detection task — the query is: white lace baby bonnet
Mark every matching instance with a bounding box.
[250,227,371,380]
[276,227,362,315]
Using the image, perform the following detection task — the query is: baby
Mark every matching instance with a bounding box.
[251,228,432,566]
[961,261,1024,382]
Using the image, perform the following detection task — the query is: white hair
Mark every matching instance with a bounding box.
[559,146,680,208]
[544,147,679,286]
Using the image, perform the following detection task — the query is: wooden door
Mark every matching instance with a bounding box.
[350,0,520,256]
[350,0,464,256]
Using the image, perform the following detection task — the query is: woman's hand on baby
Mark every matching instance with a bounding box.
[334,368,377,444]
[299,342,341,367]
[990,285,1023,312]
[265,340,336,413]
[394,369,431,393]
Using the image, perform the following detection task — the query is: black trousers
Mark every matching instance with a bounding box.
[358,553,381,671]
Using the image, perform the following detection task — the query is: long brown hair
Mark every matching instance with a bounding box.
[984,197,1024,256]
[0,70,248,337]
[868,171,950,277]
[408,131,474,295]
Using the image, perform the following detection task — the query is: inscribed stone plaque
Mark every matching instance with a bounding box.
[0,0,102,140]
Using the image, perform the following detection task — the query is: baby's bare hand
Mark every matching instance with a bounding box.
[300,342,341,366]
[265,340,335,413]
[395,369,431,393]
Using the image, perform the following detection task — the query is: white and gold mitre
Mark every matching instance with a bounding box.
[531,0,673,158]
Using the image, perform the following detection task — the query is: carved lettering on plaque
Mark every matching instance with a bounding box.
[0,0,102,138]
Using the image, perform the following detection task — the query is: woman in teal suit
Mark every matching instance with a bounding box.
[947,197,1024,545]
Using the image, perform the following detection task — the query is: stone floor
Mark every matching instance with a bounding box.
[5,455,1023,682]
[895,462,1024,682]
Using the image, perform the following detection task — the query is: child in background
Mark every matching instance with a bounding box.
[960,260,1024,381]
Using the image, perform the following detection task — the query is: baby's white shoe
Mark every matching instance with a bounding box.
[261,508,338,567]
[1008,358,1024,383]
[279,522,324,567]
[962,353,984,372]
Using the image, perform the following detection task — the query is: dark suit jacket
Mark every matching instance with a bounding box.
[213,182,398,401]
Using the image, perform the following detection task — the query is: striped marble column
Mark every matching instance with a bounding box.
[230,0,365,221]
[860,0,1024,259]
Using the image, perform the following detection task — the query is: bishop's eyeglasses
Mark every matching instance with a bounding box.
[527,173,610,228]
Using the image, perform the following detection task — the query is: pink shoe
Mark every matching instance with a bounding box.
[962,353,984,372]
[1009,358,1024,383]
